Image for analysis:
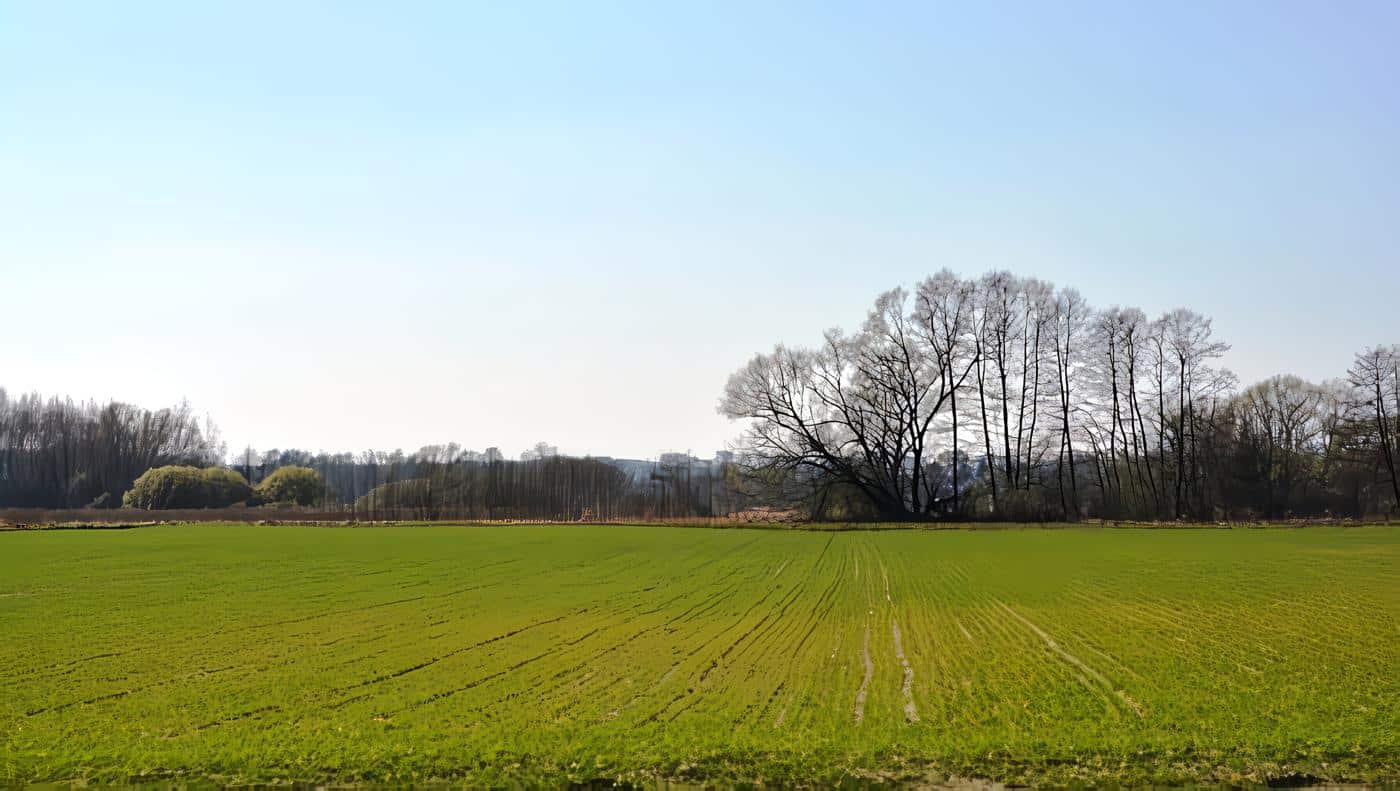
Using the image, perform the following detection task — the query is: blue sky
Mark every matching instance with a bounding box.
[2,1,1397,459]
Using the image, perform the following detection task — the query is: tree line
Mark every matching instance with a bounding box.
[721,270,1399,521]
[4,270,1396,523]
[0,397,744,520]
[344,450,739,521]
[0,390,221,508]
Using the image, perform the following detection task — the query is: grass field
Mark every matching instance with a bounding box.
[1,524,1396,786]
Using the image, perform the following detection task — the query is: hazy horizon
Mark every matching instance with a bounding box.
[4,1,1398,460]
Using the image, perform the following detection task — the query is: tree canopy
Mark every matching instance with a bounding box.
[122,466,251,510]
[722,271,1398,521]
[254,466,324,506]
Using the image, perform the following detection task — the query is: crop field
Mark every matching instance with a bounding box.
[1,524,1396,786]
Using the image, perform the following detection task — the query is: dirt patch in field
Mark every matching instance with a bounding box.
[892,619,920,723]
[854,624,874,724]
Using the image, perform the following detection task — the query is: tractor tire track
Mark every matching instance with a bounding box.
[995,599,1144,719]
[699,535,833,684]
[335,610,579,693]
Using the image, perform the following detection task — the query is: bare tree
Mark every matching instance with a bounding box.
[1348,346,1400,511]
[719,287,971,519]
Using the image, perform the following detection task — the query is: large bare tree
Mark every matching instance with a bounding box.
[720,284,974,519]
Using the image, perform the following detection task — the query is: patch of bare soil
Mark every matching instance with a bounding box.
[854,624,874,723]
[892,619,920,722]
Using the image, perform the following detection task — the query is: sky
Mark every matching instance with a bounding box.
[2,1,1398,461]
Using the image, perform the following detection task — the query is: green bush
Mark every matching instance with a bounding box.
[200,467,253,507]
[122,466,251,509]
[254,466,324,506]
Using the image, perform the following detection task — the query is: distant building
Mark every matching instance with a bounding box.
[521,442,560,461]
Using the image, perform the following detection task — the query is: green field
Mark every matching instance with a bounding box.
[2,524,1396,786]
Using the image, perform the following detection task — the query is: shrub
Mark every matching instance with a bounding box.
[255,466,323,506]
[123,466,205,509]
[200,467,253,507]
[122,466,251,509]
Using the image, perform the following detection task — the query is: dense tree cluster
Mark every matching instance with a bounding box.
[721,271,1400,521]
[116,464,327,510]
[254,466,324,507]
[122,466,252,509]
[0,391,220,508]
